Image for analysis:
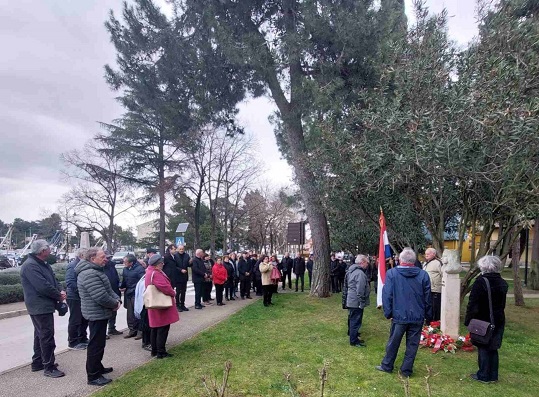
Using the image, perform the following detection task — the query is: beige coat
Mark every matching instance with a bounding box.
[424,259,443,293]
[260,262,274,286]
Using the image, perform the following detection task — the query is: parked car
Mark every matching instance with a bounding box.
[0,255,13,270]
[111,251,135,268]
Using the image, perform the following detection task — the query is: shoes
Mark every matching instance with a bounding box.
[217,302,226,306]
[225,297,229,301]
[44,368,65,378]
[156,352,173,359]
[124,332,137,339]
[264,303,269,307]
[105,335,110,340]
[142,344,152,351]
[108,329,123,336]
[470,374,491,384]
[101,367,113,374]
[88,376,112,386]
[134,334,143,340]
[246,296,252,299]
[375,365,392,374]
[229,298,235,301]
[177,306,184,312]
[241,297,245,300]
[31,365,44,372]
[68,343,87,350]
[195,304,204,309]
[351,342,366,347]
[181,306,189,311]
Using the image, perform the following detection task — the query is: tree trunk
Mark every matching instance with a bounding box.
[194,178,203,249]
[511,227,525,306]
[530,217,539,290]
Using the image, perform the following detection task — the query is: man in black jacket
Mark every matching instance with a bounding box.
[306,255,314,288]
[20,240,66,378]
[120,254,145,338]
[174,245,191,312]
[293,253,306,292]
[65,248,89,350]
[238,252,253,299]
[103,253,122,337]
[280,253,293,290]
[192,249,207,309]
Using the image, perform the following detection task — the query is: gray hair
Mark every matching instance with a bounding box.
[425,247,437,256]
[77,248,88,259]
[477,255,503,274]
[31,239,50,255]
[355,254,368,265]
[399,248,417,264]
[125,254,137,264]
[84,247,101,262]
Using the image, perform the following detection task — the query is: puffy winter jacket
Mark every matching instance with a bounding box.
[76,259,120,321]
[382,266,432,324]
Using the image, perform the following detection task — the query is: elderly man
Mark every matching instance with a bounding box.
[280,252,294,290]
[20,240,66,378]
[175,245,191,311]
[120,254,145,338]
[76,248,121,386]
[293,252,306,292]
[192,249,207,309]
[376,248,432,377]
[344,254,370,347]
[423,248,443,321]
[65,248,89,350]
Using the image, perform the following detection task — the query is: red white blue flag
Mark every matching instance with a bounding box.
[377,210,392,307]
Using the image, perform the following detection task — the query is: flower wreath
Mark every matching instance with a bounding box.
[419,321,474,354]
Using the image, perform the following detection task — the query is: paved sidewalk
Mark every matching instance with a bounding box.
[0,296,260,397]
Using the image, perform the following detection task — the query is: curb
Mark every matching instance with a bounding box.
[0,309,28,320]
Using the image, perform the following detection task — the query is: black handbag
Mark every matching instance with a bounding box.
[467,278,495,345]
[56,300,68,316]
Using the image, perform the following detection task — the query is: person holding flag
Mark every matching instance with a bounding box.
[376,210,393,308]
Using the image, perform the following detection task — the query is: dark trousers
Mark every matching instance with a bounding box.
[477,347,499,382]
[215,284,224,304]
[125,295,139,334]
[87,319,108,381]
[30,313,56,370]
[240,276,251,298]
[255,279,263,295]
[225,279,234,299]
[67,299,88,347]
[307,270,312,288]
[139,308,151,346]
[233,277,239,296]
[151,325,170,356]
[381,322,422,376]
[203,281,212,301]
[348,308,364,345]
[282,270,292,289]
[338,277,345,293]
[107,310,117,332]
[431,292,441,322]
[194,282,203,306]
[295,273,305,291]
[175,281,187,307]
[262,284,274,306]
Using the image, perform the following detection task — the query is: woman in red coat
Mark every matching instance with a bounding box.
[212,257,228,306]
[145,254,179,358]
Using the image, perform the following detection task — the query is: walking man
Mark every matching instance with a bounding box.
[76,247,121,386]
[120,254,145,338]
[344,255,370,347]
[65,248,89,350]
[376,248,432,377]
[20,240,66,377]
[423,248,443,321]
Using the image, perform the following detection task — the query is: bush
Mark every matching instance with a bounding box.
[0,273,22,286]
[0,284,25,304]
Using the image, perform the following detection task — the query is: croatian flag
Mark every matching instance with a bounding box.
[377,210,392,307]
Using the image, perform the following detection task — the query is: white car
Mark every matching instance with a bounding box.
[111,251,135,268]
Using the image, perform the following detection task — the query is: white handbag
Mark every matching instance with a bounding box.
[143,272,173,309]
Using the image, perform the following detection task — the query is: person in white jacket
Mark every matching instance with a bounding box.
[134,265,151,351]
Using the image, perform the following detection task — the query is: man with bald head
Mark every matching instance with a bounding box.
[423,248,443,322]
[192,249,207,309]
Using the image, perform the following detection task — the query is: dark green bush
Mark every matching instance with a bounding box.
[0,273,22,286]
[0,284,25,304]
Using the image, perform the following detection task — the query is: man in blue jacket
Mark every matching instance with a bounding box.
[120,254,145,338]
[65,248,89,350]
[376,248,432,377]
[103,252,122,337]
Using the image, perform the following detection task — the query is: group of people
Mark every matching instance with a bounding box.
[343,247,508,384]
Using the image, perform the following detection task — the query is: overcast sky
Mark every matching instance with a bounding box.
[0,0,477,231]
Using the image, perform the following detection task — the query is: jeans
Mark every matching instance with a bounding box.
[431,292,441,322]
[194,282,203,306]
[175,281,187,307]
[67,299,88,346]
[348,308,364,345]
[381,322,422,376]
[30,313,56,370]
[87,319,108,381]
[151,325,170,356]
[477,347,499,381]
[295,273,305,291]
[125,295,139,333]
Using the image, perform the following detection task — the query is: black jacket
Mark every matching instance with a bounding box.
[238,258,251,278]
[293,257,306,275]
[120,262,145,298]
[65,257,81,300]
[20,254,62,315]
[306,259,313,272]
[191,256,207,283]
[163,253,178,285]
[175,252,191,283]
[281,256,293,273]
[103,260,121,296]
[465,273,508,349]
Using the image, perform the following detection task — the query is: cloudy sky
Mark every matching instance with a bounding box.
[0,0,477,230]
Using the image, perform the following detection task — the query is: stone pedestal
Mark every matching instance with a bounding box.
[441,272,460,338]
[80,232,90,249]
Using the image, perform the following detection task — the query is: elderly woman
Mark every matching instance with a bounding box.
[145,254,179,359]
[464,255,508,383]
[259,255,277,306]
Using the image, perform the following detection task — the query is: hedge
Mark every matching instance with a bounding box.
[0,273,22,286]
[0,284,25,304]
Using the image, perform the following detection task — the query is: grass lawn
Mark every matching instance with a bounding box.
[94,292,539,397]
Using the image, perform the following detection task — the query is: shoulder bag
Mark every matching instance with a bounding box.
[143,271,173,309]
[467,277,495,345]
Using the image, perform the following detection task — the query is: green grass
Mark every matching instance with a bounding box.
[94,293,539,397]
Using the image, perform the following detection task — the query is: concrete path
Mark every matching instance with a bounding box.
[0,291,261,397]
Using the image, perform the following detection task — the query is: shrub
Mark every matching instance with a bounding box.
[0,284,25,304]
[0,273,22,286]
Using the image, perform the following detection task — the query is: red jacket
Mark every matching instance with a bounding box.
[144,267,179,328]
[212,263,228,285]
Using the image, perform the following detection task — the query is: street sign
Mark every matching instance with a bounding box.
[175,237,185,246]
[175,223,189,233]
